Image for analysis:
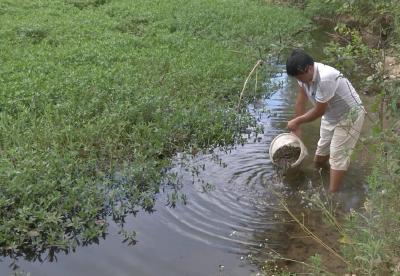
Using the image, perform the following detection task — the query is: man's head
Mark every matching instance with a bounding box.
[286,49,314,84]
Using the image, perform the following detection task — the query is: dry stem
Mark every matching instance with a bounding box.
[237,59,264,111]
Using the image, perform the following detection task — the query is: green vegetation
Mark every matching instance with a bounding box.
[329,3,400,274]
[0,0,310,260]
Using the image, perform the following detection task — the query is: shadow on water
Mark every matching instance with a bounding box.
[0,64,369,275]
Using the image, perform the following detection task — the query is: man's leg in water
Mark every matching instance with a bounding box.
[329,169,346,192]
[328,111,365,192]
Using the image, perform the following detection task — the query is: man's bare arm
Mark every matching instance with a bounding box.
[288,101,327,131]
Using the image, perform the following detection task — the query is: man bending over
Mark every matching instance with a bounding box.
[286,49,365,192]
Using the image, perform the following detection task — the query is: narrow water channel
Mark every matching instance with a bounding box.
[1,66,369,276]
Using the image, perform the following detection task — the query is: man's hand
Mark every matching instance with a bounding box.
[288,101,327,136]
[288,117,302,137]
[291,127,302,137]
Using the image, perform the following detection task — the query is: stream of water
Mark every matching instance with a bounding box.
[0,66,370,276]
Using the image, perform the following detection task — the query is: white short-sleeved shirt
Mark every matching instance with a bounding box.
[297,62,363,124]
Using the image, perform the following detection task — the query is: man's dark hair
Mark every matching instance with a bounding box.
[286,49,314,76]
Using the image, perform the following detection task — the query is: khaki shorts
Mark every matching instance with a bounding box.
[316,109,365,170]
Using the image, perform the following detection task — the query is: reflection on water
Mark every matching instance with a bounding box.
[0,72,367,276]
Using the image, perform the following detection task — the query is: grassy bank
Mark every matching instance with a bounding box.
[264,0,400,275]
[0,0,309,259]
[324,2,400,274]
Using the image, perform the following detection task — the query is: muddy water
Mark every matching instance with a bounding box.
[0,71,369,276]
